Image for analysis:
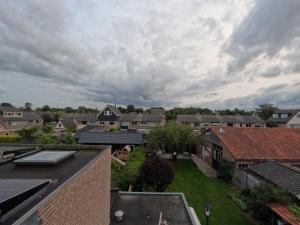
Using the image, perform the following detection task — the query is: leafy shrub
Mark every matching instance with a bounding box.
[33,130,58,144]
[0,136,21,143]
[17,128,38,140]
[245,184,291,223]
[227,192,247,211]
[64,131,76,144]
[218,160,234,182]
[140,155,174,192]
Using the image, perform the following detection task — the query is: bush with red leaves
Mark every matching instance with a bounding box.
[139,156,174,192]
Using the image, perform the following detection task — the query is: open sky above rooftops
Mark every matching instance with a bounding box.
[1,0,300,109]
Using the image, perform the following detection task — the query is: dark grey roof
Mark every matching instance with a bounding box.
[0,106,20,113]
[106,105,121,116]
[78,132,144,145]
[74,125,107,139]
[110,192,195,225]
[60,117,77,130]
[177,115,265,124]
[203,131,222,146]
[267,109,300,123]
[0,146,108,225]
[120,113,163,122]
[248,161,300,199]
[61,113,97,122]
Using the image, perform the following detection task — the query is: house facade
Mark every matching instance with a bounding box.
[267,109,300,128]
[119,113,166,131]
[97,105,121,128]
[177,114,265,130]
[0,103,43,135]
[199,127,300,172]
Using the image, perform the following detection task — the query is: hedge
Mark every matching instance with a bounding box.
[0,136,21,143]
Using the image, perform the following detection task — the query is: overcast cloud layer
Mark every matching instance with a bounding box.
[0,0,300,109]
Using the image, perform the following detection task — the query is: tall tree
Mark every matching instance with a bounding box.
[256,103,277,120]
[127,104,135,113]
[42,105,50,111]
[24,102,32,111]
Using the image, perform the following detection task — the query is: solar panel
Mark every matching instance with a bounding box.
[13,151,75,165]
[0,179,50,205]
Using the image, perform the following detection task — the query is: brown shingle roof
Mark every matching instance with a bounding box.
[210,127,300,161]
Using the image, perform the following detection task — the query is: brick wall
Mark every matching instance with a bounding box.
[38,149,111,225]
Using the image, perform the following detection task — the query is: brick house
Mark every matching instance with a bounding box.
[199,127,300,172]
[0,145,111,225]
[177,114,265,131]
[267,109,300,128]
[97,105,121,128]
[0,103,43,135]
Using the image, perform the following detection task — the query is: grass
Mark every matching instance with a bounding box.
[111,146,145,189]
[169,160,254,225]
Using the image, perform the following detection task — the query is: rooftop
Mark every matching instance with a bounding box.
[208,127,300,161]
[120,113,163,122]
[271,204,300,225]
[248,161,300,199]
[0,145,109,225]
[110,191,196,225]
[267,109,300,123]
[177,114,265,124]
[74,125,108,139]
[78,132,145,145]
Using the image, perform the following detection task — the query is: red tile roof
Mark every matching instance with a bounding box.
[271,204,300,225]
[210,127,300,161]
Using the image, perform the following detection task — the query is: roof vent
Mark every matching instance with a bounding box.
[115,210,124,221]
[219,127,225,133]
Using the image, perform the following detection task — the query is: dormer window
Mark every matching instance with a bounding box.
[272,113,278,118]
[281,113,289,118]
[104,110,112,116]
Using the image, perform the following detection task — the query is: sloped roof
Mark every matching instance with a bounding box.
[248,161,300,199]
[120,113,163,122]
[60,118,77,130]
[0,105,20,113]
[267,109,300,123]
[271,204,300,225]
[78,132,144,145]
[0,112,42,122]
[177,115,265,124]
[209,127,300,161]
[61,113,97,122]
[74,125,107,139]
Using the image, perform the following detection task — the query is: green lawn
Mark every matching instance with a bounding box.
[169,160,254,225]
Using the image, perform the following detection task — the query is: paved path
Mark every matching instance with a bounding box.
[192,155,218,177]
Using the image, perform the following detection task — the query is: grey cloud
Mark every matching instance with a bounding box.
[225,0,300,72]
[259,66,281,78]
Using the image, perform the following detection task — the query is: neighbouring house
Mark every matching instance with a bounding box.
[0,103,43,135]
[119,112,166,132]
[200,127,300,173]
[0,145,111,225]
[267,109,300,128]
[243,161,300,200]
[54,117,78,136]
[60,113,98,129]
[110,191,200,225]
[177,114,265,130]
[97,105,121,128]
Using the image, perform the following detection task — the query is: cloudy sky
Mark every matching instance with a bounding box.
[0,0,300,109]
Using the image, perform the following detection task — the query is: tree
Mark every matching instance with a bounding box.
[256,103,277,121]
[41,113,54,124]
[33,130,58,144]
[42,105,50,111]
[24,102,32,111]
[127,104,135,113]
[64,107,75,113]
[64,131,76,144]
[140,156,174,192]
[146,122,200,153]
[243,184,291,223]
[0,102,13,107]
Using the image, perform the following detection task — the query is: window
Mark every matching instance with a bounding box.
[8,122,11,126]
[17,112,22,116]
[109,121,115,125]
[281,113,289,118]
[289,124,295,128]
[246,123,251,127]
[238,163,248,169]
[194,122,200,127]
[141,121,147,125]
[227,122,233,127]
[81,121,87,125]
[99,121,105,125]
[132,122,138,126]
[104,110,112,116]
[58,123,61,127]
[272,113,278,118]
